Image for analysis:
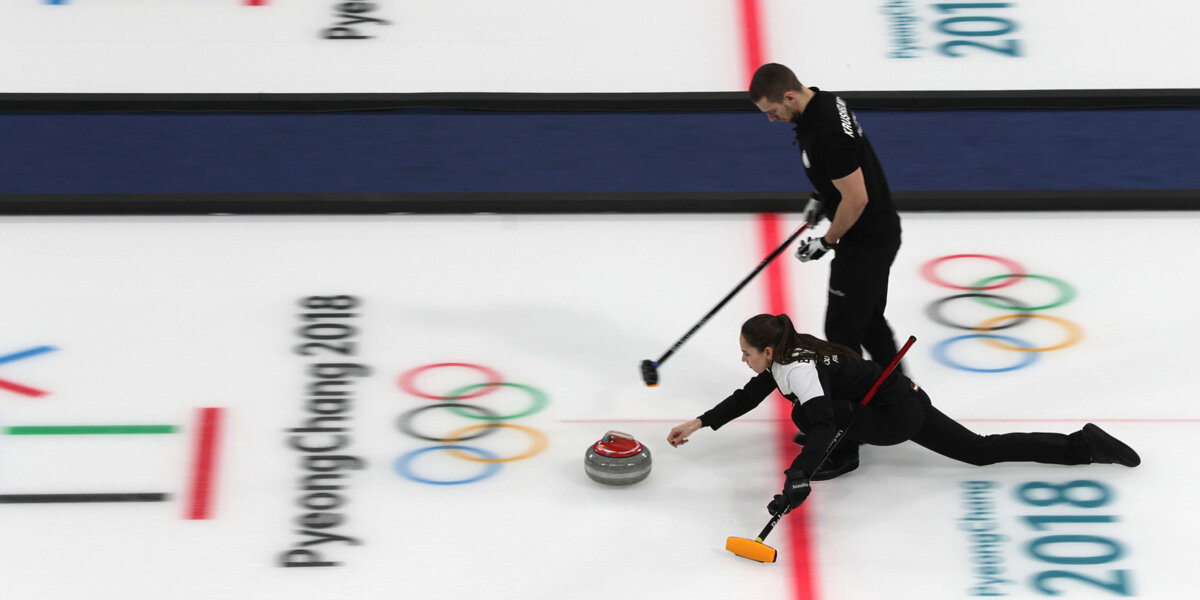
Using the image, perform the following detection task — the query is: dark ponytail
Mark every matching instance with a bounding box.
[740,313,862,365]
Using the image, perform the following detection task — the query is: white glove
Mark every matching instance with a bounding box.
[801,193,825,226]
[795,236,836,262]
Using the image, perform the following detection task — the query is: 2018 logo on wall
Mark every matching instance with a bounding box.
[880,1,1024,59]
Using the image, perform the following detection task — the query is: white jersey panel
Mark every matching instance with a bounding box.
[770,360,824,403]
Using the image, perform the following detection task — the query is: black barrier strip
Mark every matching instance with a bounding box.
[0,190,1195,215]
[0,493,169,503]
[1,89,1200,113]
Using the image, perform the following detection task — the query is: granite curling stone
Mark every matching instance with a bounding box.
[584,430,652,485]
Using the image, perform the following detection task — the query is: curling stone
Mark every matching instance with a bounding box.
[584,430,652,485]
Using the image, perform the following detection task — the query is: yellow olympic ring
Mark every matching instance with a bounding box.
[974,314,1084,353]
[442,423,548,463]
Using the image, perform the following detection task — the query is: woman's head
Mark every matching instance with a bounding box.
[740,314,861,373]
[739,330,775,374]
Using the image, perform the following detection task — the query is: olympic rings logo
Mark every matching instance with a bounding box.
[921,254,1083,373]
[393,363,550,485]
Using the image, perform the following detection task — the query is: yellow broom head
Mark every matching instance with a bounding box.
[725,536,777,563]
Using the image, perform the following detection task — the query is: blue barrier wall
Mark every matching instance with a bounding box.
[2,108,1197,199]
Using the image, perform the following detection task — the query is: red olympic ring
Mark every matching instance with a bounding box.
[920,254,1027,291]
[398,363,503,400]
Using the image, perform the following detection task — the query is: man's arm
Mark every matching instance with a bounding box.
[823,167,869,245]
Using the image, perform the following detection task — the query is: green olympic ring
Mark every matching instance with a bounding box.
[441,382,549,421]
[970,274,1076,311]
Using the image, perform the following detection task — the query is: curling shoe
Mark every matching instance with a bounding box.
[811,445,860,481]
[1080,423,1141,467]
[794,431,861,480]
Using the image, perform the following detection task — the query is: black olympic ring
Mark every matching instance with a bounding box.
[397,403,501,442]
[925,293,1034,331]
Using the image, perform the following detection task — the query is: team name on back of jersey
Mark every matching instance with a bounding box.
[835,97,854,138]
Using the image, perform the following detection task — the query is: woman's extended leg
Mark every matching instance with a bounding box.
[908,392,1092,466]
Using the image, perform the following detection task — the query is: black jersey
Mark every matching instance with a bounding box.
[792,88,901,247]
[698,351,913,476]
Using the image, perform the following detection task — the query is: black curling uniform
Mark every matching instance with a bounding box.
[698,351,1094,478]
[793,88,904,374]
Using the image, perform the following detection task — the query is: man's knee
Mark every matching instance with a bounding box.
[825,308,868,346]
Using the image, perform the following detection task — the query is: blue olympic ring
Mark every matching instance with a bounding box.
[932,334,1040,373]
[394,445,502,485]
[395,363,550,485]
[921,255,1081,374]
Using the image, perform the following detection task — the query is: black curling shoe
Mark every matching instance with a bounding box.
[794,431,861,480]
[811,446,860,481]
[811,448,859,480]
[1081,423,1141,467]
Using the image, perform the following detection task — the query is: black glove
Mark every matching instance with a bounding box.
[767,494,790,515]
[784,471,812,509]
[795,236,836,262]
[767,470,812,515]
[801,192,825,226]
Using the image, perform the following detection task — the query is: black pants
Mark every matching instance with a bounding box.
[836,389,1091,466]
[826,241,904,376]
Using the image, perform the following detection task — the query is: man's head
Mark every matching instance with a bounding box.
[749,63,805,123]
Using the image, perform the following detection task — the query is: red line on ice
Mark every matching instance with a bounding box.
[757,214,817,600]
[739,0,766,83]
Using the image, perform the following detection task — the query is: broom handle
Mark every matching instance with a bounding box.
[654,222,809,366]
